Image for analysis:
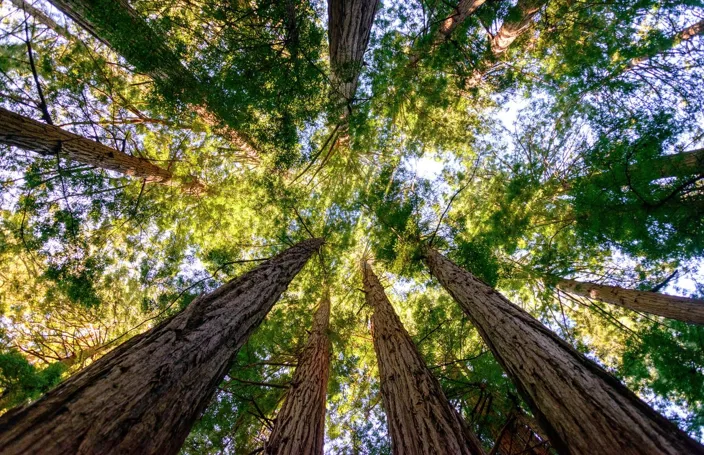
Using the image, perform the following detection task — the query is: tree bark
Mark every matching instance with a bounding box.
[265,294,331,455]
[45,0,258,158]
[362,261,485,455]
[490,413,550,455]
[328,0,380,105]
[424,248,704,455]
[0,107,204,194]
[626,18,704,70]
[437,0,486,40]
[607,147,704,183]
[0,238,323,455]
[490,0,545,56]
[556,277,704,325]
[9,0,72,39]
[409,0,486,66]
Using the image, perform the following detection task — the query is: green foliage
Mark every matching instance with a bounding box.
[0,350,66,411]
[1,0,703,450]
[621,322,704,434]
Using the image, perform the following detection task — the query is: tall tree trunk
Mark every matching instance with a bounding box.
[362,262,485,455]
[490,0,545,56]
[603,147,704,184]
[409,0,486,66]
[437,0,486,41]
[328,0,379,108]
[626,18,704,70]
[45,0,258,158]
[490,413,550,455]
[0,107,204,194]
[265,294,331,455]
[9,0,71,38]
[0,238,323,455]
[556,277,704,325]
[424,248,704,455]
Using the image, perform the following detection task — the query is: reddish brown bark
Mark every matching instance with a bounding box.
[0,107,204,193]
[490,0,545,55]
[425,248,704,455]
[557,278,704,325]
[437,0,486,40]
[0,238,323,455]
[363,262,485,455]
[265,295,331,455]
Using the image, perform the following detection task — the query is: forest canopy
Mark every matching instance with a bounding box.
[0,0,703,454]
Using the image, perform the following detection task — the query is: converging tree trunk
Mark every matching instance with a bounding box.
[424,248,704,455]
[490,0,545,56]
[556,277,704,325]
[490,413,550,455]
[45,0,258,157]
[362,261,485,455]
[0,107,204,194]
[265,294,331,455]
[328,0,379,109]
[0,238,323,455]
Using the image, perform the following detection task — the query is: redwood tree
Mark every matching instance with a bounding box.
[265,294,331,455]
[45,0,258,157]
[556,277,704,325]
[490,0,546,56]
[328,0,379,109]
[424,248,704,455]
[363,261,486,455]
[0,107,203,193]
[0,238,323,455]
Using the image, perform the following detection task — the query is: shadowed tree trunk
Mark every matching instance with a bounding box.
[424,248,704,455]
[45,0,258,158]
[328,0,379,110]
[490,0,545,55]
[490,413,550,455]
[0,238,323,455]
[0,107,204,194]
[600,147,704,184]
[362,261,485,455]
[265,294,331,455]
[409,0,485,66]
[556,277,704,325]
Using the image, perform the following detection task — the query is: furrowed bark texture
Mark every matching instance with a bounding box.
[265,295,331,455]
[0,238,323,455]
[363,262,485,455]
[328,0,379,104]
[490,0,545,55]
[557,278,704,325]
[491,414,550,455]
[46,0,258,158]
[0,107,203,193]
[424,248,704,455]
